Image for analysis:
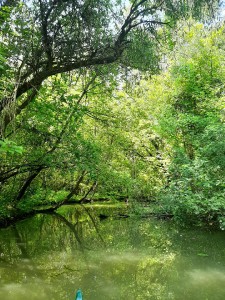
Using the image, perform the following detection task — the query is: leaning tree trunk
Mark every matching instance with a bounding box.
[16,166,43,202]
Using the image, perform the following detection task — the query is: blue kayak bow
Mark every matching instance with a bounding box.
[75,289,83,300]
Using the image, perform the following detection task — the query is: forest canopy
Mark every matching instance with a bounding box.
[0,0,225,228]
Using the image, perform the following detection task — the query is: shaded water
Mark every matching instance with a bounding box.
[1,204,225,300]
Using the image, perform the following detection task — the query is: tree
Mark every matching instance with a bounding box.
[0,0,219,132]
[156,22,225,227]
[0,0,221,224]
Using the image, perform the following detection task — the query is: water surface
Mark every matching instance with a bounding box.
[0,204,225,300]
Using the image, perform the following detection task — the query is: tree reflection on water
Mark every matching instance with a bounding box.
[0,204,225,300]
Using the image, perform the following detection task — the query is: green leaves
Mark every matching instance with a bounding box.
[154,22,225,227]
[0,0,223,224]
[0,139,23,154]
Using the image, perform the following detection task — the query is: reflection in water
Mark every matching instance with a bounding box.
[188,268,225,285]
[0,204,225,299]
[185,268,225,300]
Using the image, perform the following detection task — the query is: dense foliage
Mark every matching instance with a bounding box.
[158,23,225,228]
[0,0,225,228]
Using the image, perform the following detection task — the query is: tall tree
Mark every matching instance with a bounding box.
[0,0,221,224]
[0,0,219,132]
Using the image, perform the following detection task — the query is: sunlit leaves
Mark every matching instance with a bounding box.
[157,22,225,227]
[0,139,23,154]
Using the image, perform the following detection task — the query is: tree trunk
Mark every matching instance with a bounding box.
[16,167,43,202]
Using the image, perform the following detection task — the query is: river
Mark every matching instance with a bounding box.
[0,204,225,300]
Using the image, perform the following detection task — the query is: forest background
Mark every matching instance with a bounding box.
[1,0,225,229]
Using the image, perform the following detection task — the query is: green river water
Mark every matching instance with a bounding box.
[0,204,225,300]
